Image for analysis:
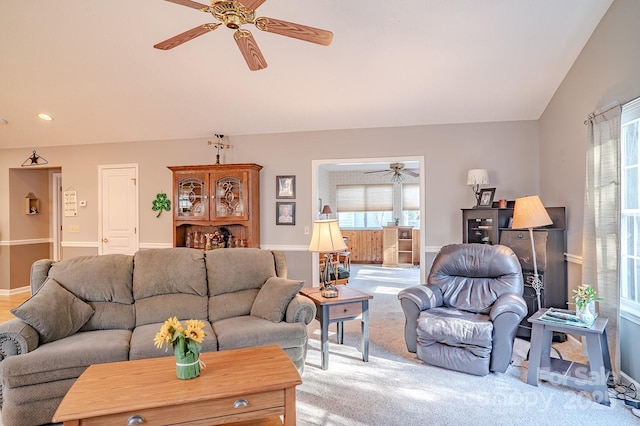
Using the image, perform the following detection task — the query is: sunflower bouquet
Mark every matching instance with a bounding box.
[154,317,206,379]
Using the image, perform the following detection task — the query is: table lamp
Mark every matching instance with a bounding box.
[321,205,333,219]
[467,169,489,207]
[512,195,552,310]
[308,219,347,297]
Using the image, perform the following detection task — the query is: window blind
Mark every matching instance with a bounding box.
[402,184,420,211]
[337,184,393,212]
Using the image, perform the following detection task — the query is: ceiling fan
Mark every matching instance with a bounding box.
[153,0,333,71]
[364,163,420,182]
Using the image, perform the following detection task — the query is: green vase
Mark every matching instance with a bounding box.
[173,338,201,380]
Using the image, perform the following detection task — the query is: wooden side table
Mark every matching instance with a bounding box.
[300,287,373,370]
[527,309,612,405]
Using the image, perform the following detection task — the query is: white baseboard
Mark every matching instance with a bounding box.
[0,286,31,296]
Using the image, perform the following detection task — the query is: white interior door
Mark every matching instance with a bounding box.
[99,164,139,255]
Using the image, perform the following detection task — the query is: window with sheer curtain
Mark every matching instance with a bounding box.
[336,184,393,228]
[621,97,640,318]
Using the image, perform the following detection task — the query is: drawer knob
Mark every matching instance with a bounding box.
[234,399,249,409]
[127,415,145,425]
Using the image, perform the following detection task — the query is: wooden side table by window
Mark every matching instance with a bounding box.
[300,287,373,370]
[527,308,612,405]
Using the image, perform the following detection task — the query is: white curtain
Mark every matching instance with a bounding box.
[582,102,621,374]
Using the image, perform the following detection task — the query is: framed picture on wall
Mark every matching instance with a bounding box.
[276,176,296,199]
[276,202,296,225]
[478,188,496,207]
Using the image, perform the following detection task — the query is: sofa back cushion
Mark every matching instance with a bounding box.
[427,244,524,314]
[133,248,208,326]
[47,254,135,330]
[207,249,280,322]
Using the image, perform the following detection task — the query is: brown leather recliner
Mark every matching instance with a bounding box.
[398,243,527,376]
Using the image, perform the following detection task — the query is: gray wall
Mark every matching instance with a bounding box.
[539,0,640,382]
[0,120,540,289]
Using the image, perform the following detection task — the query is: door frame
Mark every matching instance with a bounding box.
[98,163,139,255]
[51,172,62,261]
[311,155,426,284]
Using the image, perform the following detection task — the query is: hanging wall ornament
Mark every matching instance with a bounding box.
[152,192,171,217]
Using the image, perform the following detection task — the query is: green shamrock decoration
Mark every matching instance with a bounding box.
[152,192,171,218]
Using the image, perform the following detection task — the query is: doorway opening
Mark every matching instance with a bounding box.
[311,156,426,286]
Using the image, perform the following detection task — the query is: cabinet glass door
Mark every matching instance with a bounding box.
[177,176,208,220]
[467,217,493,244]
[213,174,247,219]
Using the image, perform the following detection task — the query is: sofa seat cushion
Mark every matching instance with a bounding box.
[416,307,493,376]
[129,322,218,360]
[251,277,304,323]
[10,278,94,344]
[0,330,131,389]
[213,316,307,351]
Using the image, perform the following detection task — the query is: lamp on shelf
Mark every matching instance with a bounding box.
[512,195,553,310]
[308,219,347,298]
[321,205,333,219]
[467,169,489,207]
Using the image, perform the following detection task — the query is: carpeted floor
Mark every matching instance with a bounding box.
[296,264,638,425]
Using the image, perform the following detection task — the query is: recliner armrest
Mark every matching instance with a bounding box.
[285,294,317,325]
[489,292,528,322]
[488,292,528,373]
[398,285,442,353]
[0,318,40,362]
[398,284,443,311]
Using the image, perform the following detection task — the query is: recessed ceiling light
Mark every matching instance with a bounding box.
[37,113,53,121]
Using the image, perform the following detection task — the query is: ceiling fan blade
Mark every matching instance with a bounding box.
[154,24,220,50]
[364,170,389,174]
[255,17,333,46]
[234,29,268,71]
[236,0,268,10]
[404,170,420,177]
[164,0,212,11]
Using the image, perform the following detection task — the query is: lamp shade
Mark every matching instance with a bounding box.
[321,205,333,215]
[467,169,489,186]
[512,195,552,229]
[308,220,347,253]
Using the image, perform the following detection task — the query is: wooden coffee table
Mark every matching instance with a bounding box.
[53,345,301,425]
[300,286,373,370]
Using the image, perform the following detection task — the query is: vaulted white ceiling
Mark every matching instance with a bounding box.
[0,0,613,149]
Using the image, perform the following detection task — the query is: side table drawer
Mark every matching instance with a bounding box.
[329,302,362,320]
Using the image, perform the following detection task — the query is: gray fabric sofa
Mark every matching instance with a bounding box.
[398,243,527,376]
[0,248,315,426]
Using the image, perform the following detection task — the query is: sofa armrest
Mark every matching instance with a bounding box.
[0,319,40,361]
[397,285,442,353]
[284,294,317,325]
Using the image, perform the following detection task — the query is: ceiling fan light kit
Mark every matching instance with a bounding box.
[154,0,333,71]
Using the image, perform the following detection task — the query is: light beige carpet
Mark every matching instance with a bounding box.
[296,264,637,425]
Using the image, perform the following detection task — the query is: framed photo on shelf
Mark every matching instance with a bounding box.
[276,175,296,199]
[276,202,296,225]
[478,188,496,207]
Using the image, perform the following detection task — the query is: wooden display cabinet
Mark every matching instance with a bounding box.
[168,163,262,249]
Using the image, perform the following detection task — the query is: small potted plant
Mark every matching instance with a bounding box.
[572,284,603,324]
